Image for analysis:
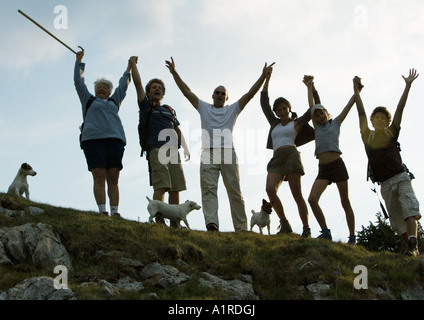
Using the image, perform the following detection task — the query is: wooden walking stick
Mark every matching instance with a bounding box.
[18,9,83,54]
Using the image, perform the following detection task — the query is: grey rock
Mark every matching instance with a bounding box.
[199,272,259,300]
[0,223,72,271]
[2,276,76,300]
[140,262,190,288]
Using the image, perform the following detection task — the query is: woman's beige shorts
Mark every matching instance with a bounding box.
[148,147,186,192]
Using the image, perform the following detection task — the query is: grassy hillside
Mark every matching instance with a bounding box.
[0,192,422,300]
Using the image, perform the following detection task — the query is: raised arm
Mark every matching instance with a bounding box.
[166,57,199,109]
[303,75,315,108]
[74,48,91,107]
[128,56,145,102]
[335,75,366,125]
[260,68,278,124]
[239,62,275,111]
[392,68,419,128]
[353,76,368,133]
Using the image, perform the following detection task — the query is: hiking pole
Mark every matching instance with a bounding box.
[18,9,82,54]
[371,185,389,219]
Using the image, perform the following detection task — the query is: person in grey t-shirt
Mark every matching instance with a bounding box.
[304,76,358,243]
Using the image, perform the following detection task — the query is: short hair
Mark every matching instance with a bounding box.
[370,106,392,127]
[94,78,113,95]
[146,78,166,96]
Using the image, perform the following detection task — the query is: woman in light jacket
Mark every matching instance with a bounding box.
[74,49,132,218]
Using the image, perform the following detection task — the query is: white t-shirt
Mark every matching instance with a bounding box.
[197,99,241,149]
[271,121,296,151]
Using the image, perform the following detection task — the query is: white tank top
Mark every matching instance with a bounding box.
[271,121,296,151]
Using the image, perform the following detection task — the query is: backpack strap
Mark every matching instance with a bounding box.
[83,96,96,119]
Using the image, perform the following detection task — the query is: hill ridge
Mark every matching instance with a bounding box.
[0,192,423,300]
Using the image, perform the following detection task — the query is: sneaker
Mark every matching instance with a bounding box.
[405,237,419,257]
[317,229,332,241]
[302,227,311,238]
[101,212,109,216]
[111,212,122,219]
[348,235,356,245]
[277,219,293,234]
[207,223,219,232]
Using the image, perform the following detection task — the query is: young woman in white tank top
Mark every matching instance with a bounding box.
[260,71,310,237]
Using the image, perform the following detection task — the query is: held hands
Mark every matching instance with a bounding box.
[353,76,364,94]
[128,56,138,65]
[303,75,314,87]
[402,68,419,85]
[262,62,275,79]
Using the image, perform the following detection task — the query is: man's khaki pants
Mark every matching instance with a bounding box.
[200,148,247,231]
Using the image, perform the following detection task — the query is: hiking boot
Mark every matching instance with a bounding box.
[348,235,356,245]
[277,219,293,234]
[302,227,311,238]
[405,237,419,257]
[207,223,219,232]
[111,212,122,219]
[317,229,332,241]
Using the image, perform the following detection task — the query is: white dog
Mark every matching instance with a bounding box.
[7,163,37,200]
[250,199,273,235]
[146,196,201,229]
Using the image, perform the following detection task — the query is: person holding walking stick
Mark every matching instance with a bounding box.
[74,48,132,218]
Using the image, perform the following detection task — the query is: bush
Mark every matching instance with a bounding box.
[357,212,424,253]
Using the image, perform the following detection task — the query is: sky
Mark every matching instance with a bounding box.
[1,0,423,242]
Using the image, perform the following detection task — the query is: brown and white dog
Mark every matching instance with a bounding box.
[250,199,273,235]
[7,163,37,200]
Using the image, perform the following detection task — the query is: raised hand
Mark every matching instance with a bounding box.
[402,68,419,85]
[76,47,84,62]
[262,62,275,78]
[303,75,314,87]
[165,57,176,74]
[353,76,364,93]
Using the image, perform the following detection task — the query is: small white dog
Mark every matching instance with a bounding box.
[146,196,201,229]
[7,163,37,200]
[250,199,273,235]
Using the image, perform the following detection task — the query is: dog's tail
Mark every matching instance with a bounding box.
[251,210,255,214]
[146,196,152,203]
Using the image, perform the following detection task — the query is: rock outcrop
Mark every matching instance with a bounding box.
[0,276,77,300]
[0,222,72,270]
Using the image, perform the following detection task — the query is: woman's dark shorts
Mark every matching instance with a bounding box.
[316,158,349,184]
[82,139,125,171]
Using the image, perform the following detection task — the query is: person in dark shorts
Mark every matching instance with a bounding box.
[305,76,358,243]
[74,49,132,218]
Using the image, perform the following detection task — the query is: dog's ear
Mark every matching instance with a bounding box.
[21,163,30,169]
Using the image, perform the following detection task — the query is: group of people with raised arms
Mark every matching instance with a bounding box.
[74,48,420,256]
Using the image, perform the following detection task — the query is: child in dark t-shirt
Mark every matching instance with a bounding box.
[354,70,421,256]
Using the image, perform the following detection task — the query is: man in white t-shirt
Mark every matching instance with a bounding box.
[166,57,274,231]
